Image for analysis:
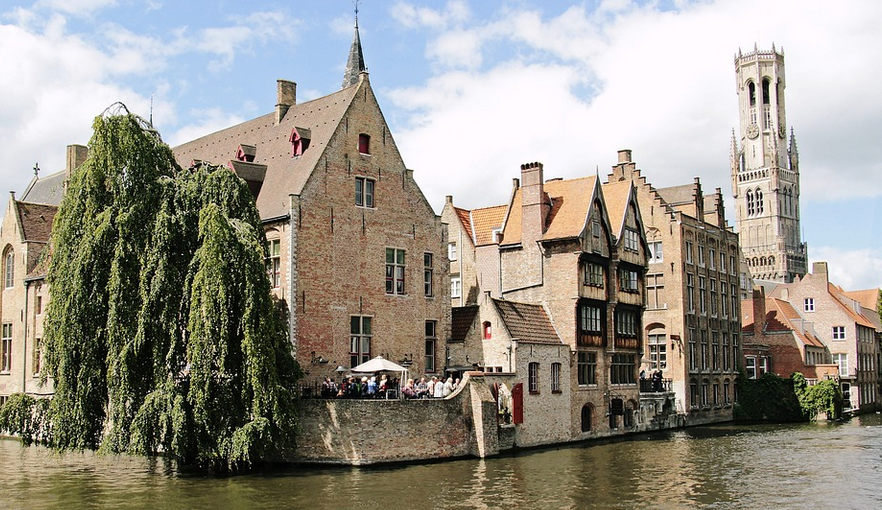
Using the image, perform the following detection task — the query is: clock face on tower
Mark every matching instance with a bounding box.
[747,123,759,139]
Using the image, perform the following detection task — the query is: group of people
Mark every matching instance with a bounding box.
[640,369,665,392]
[319,374,460,399]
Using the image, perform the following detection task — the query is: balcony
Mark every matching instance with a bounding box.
[639,378,673,393]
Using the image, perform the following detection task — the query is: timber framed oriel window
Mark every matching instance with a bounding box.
[355,176,375,208]
[350,316,372,368]
[623,229,640,252]
[385,248,406,295]
[583,262,604,287]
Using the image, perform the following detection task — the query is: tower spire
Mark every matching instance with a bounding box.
[342,1,366,89]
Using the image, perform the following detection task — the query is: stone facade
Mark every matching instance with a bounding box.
[730,46,807,282]
[607,149,743,425]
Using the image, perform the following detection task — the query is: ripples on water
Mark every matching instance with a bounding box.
[2,414,881,510]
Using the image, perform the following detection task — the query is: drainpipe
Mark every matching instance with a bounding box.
[22,279,29,393]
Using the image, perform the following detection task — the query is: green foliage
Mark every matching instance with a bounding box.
[793,372,841,419]
[38,105,300,469]
[0,393,50,445]
[733,372,805,423]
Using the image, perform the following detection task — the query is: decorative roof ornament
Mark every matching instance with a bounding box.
[342,0,367,89]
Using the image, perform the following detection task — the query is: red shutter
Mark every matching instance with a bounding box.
[512,383,524,424]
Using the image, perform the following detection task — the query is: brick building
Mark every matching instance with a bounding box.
[606,149,743,425]
[443,161,656,442]
[172,22,449,385]
[766,262,880,412]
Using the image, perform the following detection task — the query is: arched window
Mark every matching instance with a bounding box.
[3,248,13,289]
[746,189,755,216]
[482,321,492,340]
[762,79,771,105]
[581,403,593,432]
[762,79,772,129]
[748,82,756,107]
[755,189,764,214]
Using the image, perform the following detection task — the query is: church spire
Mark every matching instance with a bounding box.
[342,4,366,89]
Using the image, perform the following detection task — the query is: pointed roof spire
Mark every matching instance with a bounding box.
[342,2,366,89]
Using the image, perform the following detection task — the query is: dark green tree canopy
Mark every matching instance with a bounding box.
[5,104,300,468]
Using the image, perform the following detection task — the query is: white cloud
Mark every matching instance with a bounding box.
[35,0,117,16]
[810,247,882,291]
[391,0,470,29]
[165,108,246,148]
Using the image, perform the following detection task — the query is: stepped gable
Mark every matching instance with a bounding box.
[492,299,561,344]
[172,84,360,221]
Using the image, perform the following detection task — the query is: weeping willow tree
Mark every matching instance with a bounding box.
[36,104,300,468]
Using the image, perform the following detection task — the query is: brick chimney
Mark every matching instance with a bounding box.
[276,79,297,124]
[65,144,88,177]
[812,261,828,282]
[752,286,766,336]
[519,162,547,244]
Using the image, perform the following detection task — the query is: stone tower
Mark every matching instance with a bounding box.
[730,45,807,283]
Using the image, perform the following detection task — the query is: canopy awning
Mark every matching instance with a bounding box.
[351,355,407,373]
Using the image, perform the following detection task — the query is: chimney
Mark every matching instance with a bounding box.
[752,286,766,336]
[617,149,632,164]
[520,162,547,243]
[276,80,297,124]
[66,144,89,177]
[812,261,828,282]
[445,195,453,206]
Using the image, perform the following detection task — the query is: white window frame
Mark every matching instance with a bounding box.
[450,276,461,298]
[804,298,815,312]
[832,326,846,340]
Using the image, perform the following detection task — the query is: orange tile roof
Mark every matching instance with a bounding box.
[740,297,825,348]
[454,207,473,241]
[601,179,632,237]
[843,288,880,312]
[501,176,597,245]
[470,205,507,246]
[828,283,875,328]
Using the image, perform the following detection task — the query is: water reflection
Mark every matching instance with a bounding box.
[2,414,881,510]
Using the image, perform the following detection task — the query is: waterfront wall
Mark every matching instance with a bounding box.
[293,372,498,465]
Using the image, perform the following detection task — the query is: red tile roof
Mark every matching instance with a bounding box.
[470,205,507,246]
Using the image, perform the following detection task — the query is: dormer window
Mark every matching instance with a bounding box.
[236,144,256,162]
[290,127,311,157]
[358,133,370,155]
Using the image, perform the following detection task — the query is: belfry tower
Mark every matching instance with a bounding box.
[730,45,807,282]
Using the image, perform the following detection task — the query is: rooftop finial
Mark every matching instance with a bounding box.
[33,162,40,177]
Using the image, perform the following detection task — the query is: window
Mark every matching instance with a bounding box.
[385,248,406,295]
[551,363,561,393]
[580,305,602,334]
[33,338,42,375]
[1,323,12,373]
[423,253,434,297]
[687,273,695,312]
[646,273,665,309]
[483,321,492,340]
[841,382,852,409]
[425,321,437,373]
[648,241,663,263]
[732,334,740,371]
[709,249,716,270]
[577,352,597,385]
[584,262,604,287]
[648,333,666,370]
[722,333,731,371]
[265,239,281,288]
[731,284,739,320]
[355,177,375,207]
[721,283,728,317]
[688,328,697,370]
[758,356,769,376]
[700,330,709,370]
[3,250,12,289]
[620,268,638,293]
[592,221,601,238]
[358,133,370,154]
[729,255,737,275]
[712,331,720,370]
[690,381,700,408]
[713,383,720,406]
[747,190,755,217]
[720,252,727,273]
[745,356,757,379]
[685,241,694,264]
[615,309,637,337]
[701,381,710,407]
[804,298,815,312]
[611,353,636,384]
[450,277,461,298]
[698,245,705,267]
[36,294,43,315]
[624,229,639,252]
[724,380,731,404]
[528,362,540,394]
[448,242,458,261]
[350,316,372,368]
[832,326,846,340]
[699,276,707,315]
[833,353,848,377]
[710,279,718,316]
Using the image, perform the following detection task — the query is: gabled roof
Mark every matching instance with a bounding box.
[741,297,825,348]
[173,83,361,220]
[453,207,473,241]
[492,299,561,344]
[655,183,694,207]
[501,176,597,245]
[451,305,479,343]
[471,205,507,246]
[16,201,57,243]
[828,283,876,328]
[600,179,632,238]
[843,288,880,313]
[20,170,66,206]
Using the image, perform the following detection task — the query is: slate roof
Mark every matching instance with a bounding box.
[492,299,561,344]
[501,176,597,246]
[451,305,479,343]
[172,83,360,221]
[20,170,66,206]
[16,201,57,242]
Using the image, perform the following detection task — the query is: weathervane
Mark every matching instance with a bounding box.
[353,0,360,22]
[33,162,40,177]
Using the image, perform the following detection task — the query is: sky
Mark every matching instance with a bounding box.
[1,0,880,291]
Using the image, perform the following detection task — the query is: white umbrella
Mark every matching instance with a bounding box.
[351,356,408,398]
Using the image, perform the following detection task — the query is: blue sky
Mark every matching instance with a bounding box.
[1,0,881,291]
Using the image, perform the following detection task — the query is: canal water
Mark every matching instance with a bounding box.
[2,413,881,510]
